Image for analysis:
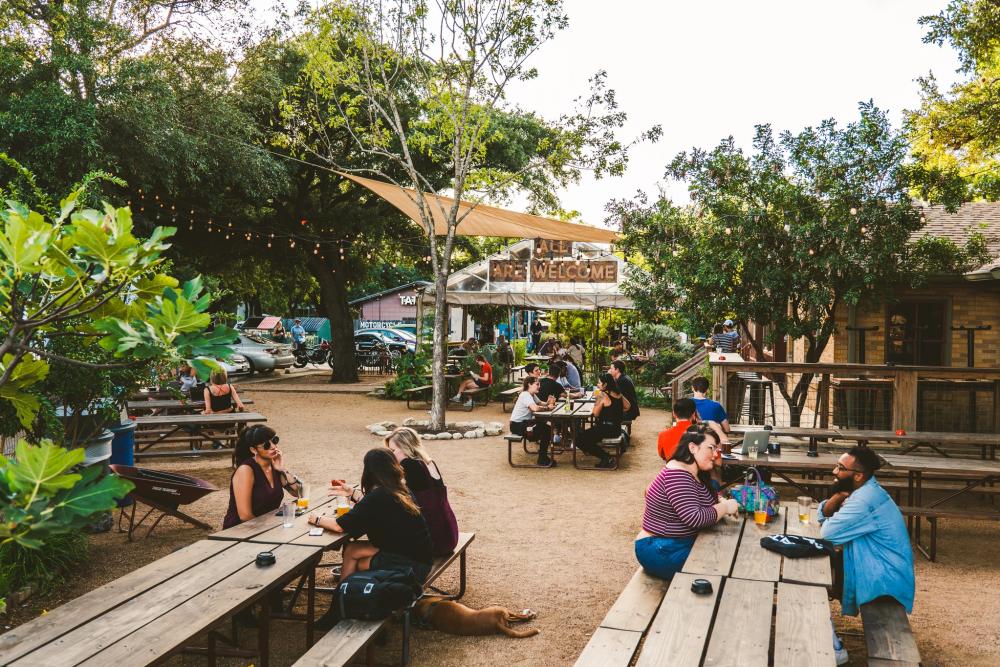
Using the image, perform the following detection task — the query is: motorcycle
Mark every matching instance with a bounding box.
[293,339,330,368]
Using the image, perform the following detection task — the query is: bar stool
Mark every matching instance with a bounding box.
[736,372,776,425]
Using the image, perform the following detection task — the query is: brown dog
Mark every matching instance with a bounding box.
[412,596,539,638]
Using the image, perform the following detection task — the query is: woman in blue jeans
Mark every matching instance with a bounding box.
[635,428,738,579]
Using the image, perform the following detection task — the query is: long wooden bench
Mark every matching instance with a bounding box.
[898,506,1000,562]
[404,385,433,409]
[507,365,526,382]
[294,532,475,667]
[574,569,670,666]
[500,387,520,411]
[459,385,490,410]
[860,597,921,666]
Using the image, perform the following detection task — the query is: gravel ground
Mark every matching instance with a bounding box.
[6,388,1000,666]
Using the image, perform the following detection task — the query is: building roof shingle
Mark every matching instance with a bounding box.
[914,202,1000,276]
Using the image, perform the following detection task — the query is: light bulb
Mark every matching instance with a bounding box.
[724,227,732,235]
[850,207,857,216]
[783,224,790,232]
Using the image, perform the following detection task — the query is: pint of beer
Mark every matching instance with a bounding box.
[297,484,310,510]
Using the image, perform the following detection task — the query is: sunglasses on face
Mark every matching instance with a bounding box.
[257,435,280,450]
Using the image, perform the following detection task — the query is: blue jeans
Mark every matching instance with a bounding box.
[635,535,696,580]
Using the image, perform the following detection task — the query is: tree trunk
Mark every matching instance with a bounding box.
[310,258,359,384]
[429,270,449,430]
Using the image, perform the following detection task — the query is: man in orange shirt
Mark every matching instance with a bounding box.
[657,397,728,461]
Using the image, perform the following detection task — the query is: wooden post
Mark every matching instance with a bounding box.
[892,370,918,432]
[819,374,831,428]
[712,363,727,407]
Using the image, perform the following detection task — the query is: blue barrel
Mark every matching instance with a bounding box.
[110,420,136,508]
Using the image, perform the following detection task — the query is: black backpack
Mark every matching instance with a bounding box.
[337,568,422,620]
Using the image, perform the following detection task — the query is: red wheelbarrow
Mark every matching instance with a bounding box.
[110,464,219,540]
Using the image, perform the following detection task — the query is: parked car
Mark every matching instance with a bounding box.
[222,353,251,376]
[355,328,416,352]
[354,331,409,355]
[229,333,295,375]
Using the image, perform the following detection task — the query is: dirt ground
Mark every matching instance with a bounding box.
[7,386,1000,666]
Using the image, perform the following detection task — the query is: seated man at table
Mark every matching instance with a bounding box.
[819,446,914,665]
[537,362,567,403]
[690,376,730,433]
[657,398,727,462]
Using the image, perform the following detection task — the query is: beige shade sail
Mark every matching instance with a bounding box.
[339,171,618,243]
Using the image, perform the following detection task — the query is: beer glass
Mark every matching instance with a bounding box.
[297,484,310,510]
[336,495,351,517]
[797,496,812,524]
[282,501,295,528]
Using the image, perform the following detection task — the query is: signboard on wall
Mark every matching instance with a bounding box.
[489,259,618,283]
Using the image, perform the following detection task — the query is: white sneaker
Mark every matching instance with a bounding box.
[463,399,473,408]
[834,647,849,665]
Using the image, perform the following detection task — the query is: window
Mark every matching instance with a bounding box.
[886,300,948,365]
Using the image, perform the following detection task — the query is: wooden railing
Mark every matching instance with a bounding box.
[667,349,709,400]
[710,361,1000,432]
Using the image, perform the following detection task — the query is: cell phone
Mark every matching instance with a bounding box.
[308,527,324,537]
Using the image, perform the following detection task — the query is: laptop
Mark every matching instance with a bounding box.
[738,430,770,456]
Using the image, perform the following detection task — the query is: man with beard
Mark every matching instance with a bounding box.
[819,446,914,665]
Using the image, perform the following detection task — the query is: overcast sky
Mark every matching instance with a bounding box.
[256,0,963,227]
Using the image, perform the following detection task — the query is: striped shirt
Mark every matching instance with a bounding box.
[710,333,735,352]
[642,467,719,537]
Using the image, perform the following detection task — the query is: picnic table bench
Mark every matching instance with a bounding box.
[133,411,267,458]
[729,424,1000,458]
[0,539,322,667]
[500,387,521,411]
[127,398,254,414]
[459,384,491,410]
[293,532,476,667]
[507,364,526,382]
[860,598,922,666]
[404,385,433,409]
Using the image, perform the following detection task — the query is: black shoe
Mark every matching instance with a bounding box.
[596,458,616,469]
[315,604,341,631]
[538,456,555,467]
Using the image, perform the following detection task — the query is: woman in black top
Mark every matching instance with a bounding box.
[575,373,630,469]
[222,425,302,528]
[309,448,433,583]
[203,369,246,414]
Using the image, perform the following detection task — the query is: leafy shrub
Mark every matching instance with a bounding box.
[383,352,432,399]
[512,339,527,364]
[0,532,88,597]
[631,322,695,390]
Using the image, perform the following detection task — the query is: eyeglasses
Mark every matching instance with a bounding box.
[833,463,862,474]
[258,436,280,450]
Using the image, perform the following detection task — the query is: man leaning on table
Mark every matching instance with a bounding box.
[819,446,914,665]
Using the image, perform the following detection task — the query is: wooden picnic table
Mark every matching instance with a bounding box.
[535,400,594,450]
[209,494,347,550]
[0,539,322,667]
[729,424,1000,457]
[633,505,834,666]
[127,398,254,414]
[133,411,267,458]
[722,450,842,501]
[880,453,1000,509]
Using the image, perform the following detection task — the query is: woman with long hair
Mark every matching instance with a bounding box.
[382,427,459,556]
[203,368,245,414]
[222,425,302,529]
[574,373,629,469]
[509,375,556,467]
[635,427,738,580]
[310,448,433,582]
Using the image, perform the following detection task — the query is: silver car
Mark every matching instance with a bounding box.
[231,333,295,374]
[220,353,251,376]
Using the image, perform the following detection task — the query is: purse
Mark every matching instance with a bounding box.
[730,467,780,520]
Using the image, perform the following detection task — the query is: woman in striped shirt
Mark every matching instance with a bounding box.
[635,427,739,579]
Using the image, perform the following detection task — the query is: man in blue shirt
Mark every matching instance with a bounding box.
[819,446,914,665]
[291,319,307,353]
[691,376,729,432]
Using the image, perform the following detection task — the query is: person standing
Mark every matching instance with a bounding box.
[567,336,586,368]
[530,317,543,352]
[709,324,734,352]
[291,318,307,353]
[723,319,741,352]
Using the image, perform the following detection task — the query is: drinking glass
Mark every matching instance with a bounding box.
[282,502,295,528]
[797,496,812,524]
[297,484,310,510]
[753,491,768,526]
[336,496,351,517]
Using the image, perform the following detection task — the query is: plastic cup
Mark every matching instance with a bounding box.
[754,508,768,526]
[282,502,295,528]
[297,484,310,510]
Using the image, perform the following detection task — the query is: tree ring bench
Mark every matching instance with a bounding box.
[404,385,433,409]
[293,532,475,667]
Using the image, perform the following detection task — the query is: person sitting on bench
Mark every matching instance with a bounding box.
[509,375,557,467]
[636,428,738,580]
[452,354,493,407]
[690,376,730,433]
[311,448,434,630]
[657,397,727,462]
[819,446,914,665]
[556,352,584,398]
[202,369,246,414]
[223,425,302,529]
[574,373,628,469]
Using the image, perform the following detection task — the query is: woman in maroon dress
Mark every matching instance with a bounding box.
[223,425,302,529]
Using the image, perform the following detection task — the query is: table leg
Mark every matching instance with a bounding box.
[258,597,270,667]
[307,565,316,648]
[906,471,915,535]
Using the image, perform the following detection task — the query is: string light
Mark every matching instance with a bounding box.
[724,227,732,235]
[783,224,791,232]
[860,226,868,234]
[808,248,815,255]
[850,207,858,216]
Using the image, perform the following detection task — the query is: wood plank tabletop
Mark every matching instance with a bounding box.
[725,450,842,471]
[127,398,254,411]
[252,497,350,549]
[599,569,671,633]
[209,494,337,542]
[773,582,837,667]
[879,453,1000,475]
[574,627,643,667]
[729,424,1000,446]
[636,573,722,667]
[781,506,833,588]
[730,506,786,582]
[682,514,743,577]
[74,544,322,667]
[0,539,234,664]
[701,577,773,666]
[134,411,267,426]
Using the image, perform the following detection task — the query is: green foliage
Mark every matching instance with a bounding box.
[0,532,88,598]
[908,1,1000,203]
[909,231,994,279]
[630,323,695,391]
[383,351,432,399]
[512,338,527,365]
[0,440,132,551]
